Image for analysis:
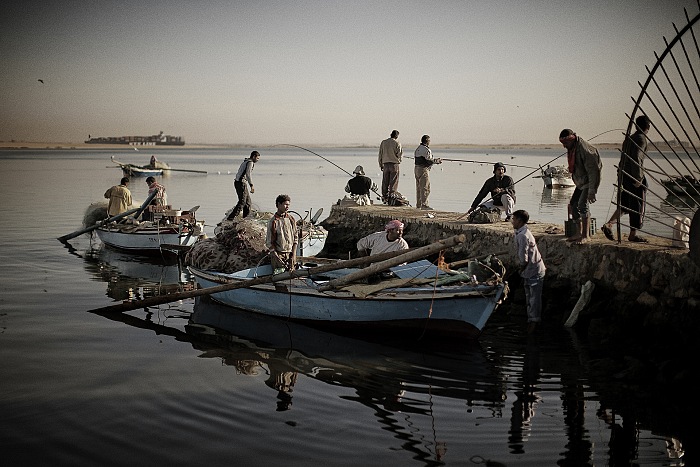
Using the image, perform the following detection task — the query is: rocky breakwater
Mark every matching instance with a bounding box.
[319,204,700,354]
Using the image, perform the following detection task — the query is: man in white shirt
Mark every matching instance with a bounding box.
[356,219,409,256]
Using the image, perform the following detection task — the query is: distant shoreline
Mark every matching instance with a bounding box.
[0,141,622,151]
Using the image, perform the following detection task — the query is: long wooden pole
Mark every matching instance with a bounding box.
[317,234,466,291]
[88,247,424,314]
[57,208,140,242]
[162,168,208,174]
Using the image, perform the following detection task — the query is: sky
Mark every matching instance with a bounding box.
[1,0,697,146]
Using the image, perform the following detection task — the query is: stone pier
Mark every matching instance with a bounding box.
[319,204,700,351]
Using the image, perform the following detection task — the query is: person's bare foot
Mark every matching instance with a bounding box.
[567,234,582,243]
[573,236,591,245]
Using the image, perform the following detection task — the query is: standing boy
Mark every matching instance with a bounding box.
[266,194,298,273]
[511,209,546,333]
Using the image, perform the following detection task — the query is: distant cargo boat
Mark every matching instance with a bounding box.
[85,130,185,146]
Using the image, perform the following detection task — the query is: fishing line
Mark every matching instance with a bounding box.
[274,143,382,198]
[405,155,539,170]
[457,128,625,219]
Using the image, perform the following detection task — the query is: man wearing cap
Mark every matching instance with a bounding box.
[345,165,377,206]
[559,129,602,244]
[356,219,409,256]
[466,162,516,221]
[378,129,403,203]
[414,134,442,210]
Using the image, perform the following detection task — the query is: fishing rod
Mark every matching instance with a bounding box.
[456,128,625,219]
[274,143,382,199]
[404,155,539,170]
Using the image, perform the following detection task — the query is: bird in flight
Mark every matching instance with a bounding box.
[38,79,44,84]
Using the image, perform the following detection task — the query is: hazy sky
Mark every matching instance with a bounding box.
[1,0,696,146]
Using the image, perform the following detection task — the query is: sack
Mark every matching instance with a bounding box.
[672,215,690,249]
[468,206,501,223]
[387,191,410,207]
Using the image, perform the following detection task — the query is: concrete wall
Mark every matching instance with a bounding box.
[319,204,700,349]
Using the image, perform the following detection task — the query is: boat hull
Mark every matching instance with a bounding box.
[96,226,199,256]
[121,166,163,177]
[189,263,506,339]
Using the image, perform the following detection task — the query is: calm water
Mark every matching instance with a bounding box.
[0,147,691,465]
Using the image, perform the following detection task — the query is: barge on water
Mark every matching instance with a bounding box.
[85,130,184,146]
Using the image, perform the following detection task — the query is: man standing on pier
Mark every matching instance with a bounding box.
[559,129,602,244]
[378,130,403,204]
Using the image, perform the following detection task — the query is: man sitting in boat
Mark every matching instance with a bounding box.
[344,165,377,206]
[104,177,133,217]
[144,176,168,221]
[356,219,409,256]
[150,155,158,168]
[266,194,298,274]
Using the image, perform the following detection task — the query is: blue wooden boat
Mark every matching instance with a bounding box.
[188,258,507,339]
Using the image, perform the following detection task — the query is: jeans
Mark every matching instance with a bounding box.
[523,273,545,323]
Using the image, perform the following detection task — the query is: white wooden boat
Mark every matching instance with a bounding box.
[96,208,205,257]
[535,165,575,188]
[189,258,507,339]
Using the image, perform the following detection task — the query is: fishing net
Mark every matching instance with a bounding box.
[185,218,270,272]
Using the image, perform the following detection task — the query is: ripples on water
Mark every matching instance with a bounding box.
[0,149,691,465]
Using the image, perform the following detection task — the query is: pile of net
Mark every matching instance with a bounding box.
[83,203,109,227]
[184,218,270,272]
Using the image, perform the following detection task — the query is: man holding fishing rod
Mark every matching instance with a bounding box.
[466,162,516,221]
[414,134,442,210]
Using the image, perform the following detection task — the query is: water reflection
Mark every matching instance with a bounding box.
[87,295,688,465]
[81,245,195,300]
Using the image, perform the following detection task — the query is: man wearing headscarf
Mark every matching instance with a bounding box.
[356,219,409,256]
[559,129,602,244]
[345,165,377,206]
[466,162,516,221]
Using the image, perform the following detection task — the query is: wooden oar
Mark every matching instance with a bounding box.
[317,234,466,291]
[58,208,140,242]
[87,247,424,314]
[58,191,157,242]
[162,167,208,174]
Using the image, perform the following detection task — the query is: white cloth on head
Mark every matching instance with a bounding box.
[357,231,408,256]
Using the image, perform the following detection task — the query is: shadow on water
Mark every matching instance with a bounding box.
[88,292,692,465]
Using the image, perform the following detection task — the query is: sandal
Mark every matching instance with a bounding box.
[629,236,648,243]
[601,224,614,241]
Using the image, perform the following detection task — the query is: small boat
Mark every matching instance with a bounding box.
[111,156,164,177]
[188,256,508,339]
[534,165,575,188]
[96,207,205,257]
[661,175,700,196]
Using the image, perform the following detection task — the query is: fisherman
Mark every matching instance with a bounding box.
[228,150,261,220]
[356,219,409,257]
[104,177,133,217]
[378,130,403,203]
[150,155,158,168]
[144,176,167,221]
[466,162,516,221]
[266,194,298,273]
[345,165,377,205]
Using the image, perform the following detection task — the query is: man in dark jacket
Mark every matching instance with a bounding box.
[466,162,516,221]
